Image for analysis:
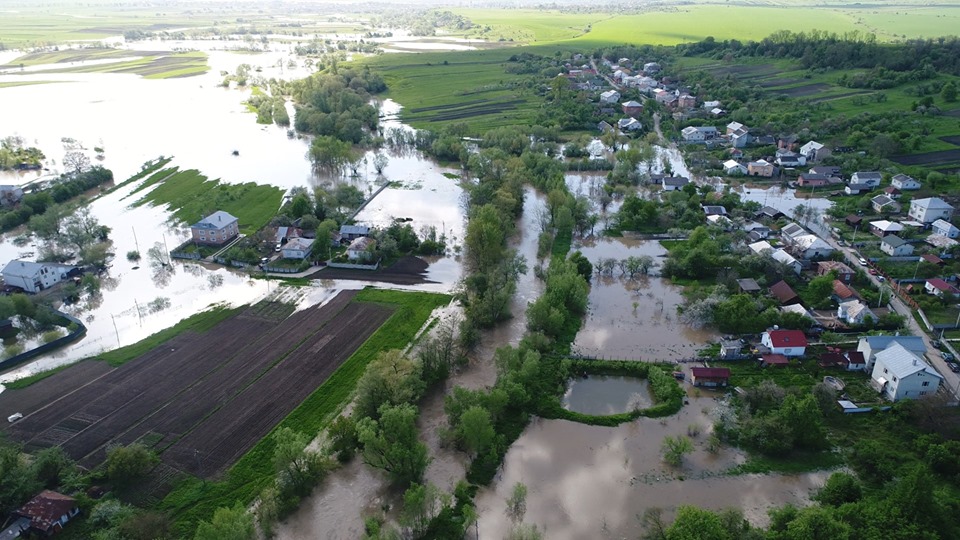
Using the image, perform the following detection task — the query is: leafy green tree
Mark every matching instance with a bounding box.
[309,136,354,171]
[815,472,862,507]
[666,506,732,540]
[30,447,74,489]
[193,503,255,540]
[353,349,425,421]
[942,81,957,103]
[399,482,448,538]
[0,445,41,515]
[106,443,157,487]
[272,427,331,496]
[328,415,359,462]
[662,435,694,467]
[505,482,527,524]
[782,507,851,540]
[568,251,593,282]
[357,404,429,487]
[465,204,506,271]
[457,406,495,457]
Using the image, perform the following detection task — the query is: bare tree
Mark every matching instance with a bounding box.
[372,152,389,175]
[63,151,91,175]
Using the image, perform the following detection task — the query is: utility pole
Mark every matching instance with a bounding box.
[132,227,140,254]
[111,314,120,346]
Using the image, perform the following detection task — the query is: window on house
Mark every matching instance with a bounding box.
[922,381,930,387]
[920,391,928,396]
[893,377,897,382]
[883,368,888,374]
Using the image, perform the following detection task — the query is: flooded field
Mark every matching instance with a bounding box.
[571,236,717,360]
[563,375,652,415]
[474,396,831,539]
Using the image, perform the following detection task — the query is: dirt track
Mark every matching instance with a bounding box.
[0,291,393,479]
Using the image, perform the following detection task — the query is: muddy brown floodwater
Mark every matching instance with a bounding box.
[474,395,832,539]
[563,375,652,415]
[571,236,718,360]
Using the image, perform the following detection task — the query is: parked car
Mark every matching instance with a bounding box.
[858,257,868,266]
[948,362,960,373]
[943,352,955,362]
[868,268,877,275]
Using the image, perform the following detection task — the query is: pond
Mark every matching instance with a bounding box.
[562,375,652,415]
[474,396,831,539]
[571,236,718,361]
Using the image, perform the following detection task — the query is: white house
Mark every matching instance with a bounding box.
[799,141,825,162]
[599,90,621,104]
[792,234,834,259]
[617,117,642,131]
[723,160,747,175]
[869,220,903,237]
[837,299,876,325]
[748,240,774,255]
[281,237,314,260]
[771,249,802,275]
[909,197,955,223]
[932,219,960,238]
[891,174,921,191]
[871,343,942,401]
[880,235,913,256]
[857,335,926,372]
[871,194,900,214]
[780,222,807,244]
[1,260,76,294]
[850,171,882,189]
[680,126,704,142]
[347,237,376,261]
[761,329,807,357]
[775,149,806,168]
[925,278,960,298]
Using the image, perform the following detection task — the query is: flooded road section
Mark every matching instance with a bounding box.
[474,396,830,539]
[571,236,717,361]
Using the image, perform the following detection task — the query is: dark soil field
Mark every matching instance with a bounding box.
[807,90,873,104]
[772,83,832,98]
[938,136,960,146]
[893,149,960,167]
[309,255,434,285]
[0,291,393,478]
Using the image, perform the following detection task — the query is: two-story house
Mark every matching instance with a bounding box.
[190,211,240,246]
[909,197,955,223]
[871,343,942,401]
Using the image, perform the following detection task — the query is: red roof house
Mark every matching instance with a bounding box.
[832,280,857,301]
[12,490,79,537]
[761,353,790,367]
[690,367,731,388]
[769,280,800,305]
[844,351,866,371]
[761,329,807,357]
[925,278,960,298]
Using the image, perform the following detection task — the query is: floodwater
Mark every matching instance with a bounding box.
[474,396,831,540]
[571,236,718,360]
[0,43,468,383]
[563,375,652,415]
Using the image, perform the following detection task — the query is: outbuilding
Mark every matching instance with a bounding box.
[690,367,731,388]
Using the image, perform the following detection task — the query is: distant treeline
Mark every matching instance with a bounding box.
[0,167,113,232]
[678,30,960,76]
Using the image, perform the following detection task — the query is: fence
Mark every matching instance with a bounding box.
[169,239,201,261]
[0,311,87,372]
[326,260,380,271]
[262,265,303,274]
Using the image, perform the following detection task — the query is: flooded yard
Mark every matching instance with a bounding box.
[563,375,652,415]
[474,396,830,539]
[571,236,717,360]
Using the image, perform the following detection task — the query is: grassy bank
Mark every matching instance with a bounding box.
[159,288,450,536]
[131,168,284,234]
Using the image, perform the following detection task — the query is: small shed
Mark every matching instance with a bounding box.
[690,367,731,388]
[819,352,846,369]
[761,354,790,367]
[737,278,761,294]
[719,340,743,359]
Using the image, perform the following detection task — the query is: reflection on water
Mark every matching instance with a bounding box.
[475,397,829,539]
[563,375,652,415]
[572,237,717,360]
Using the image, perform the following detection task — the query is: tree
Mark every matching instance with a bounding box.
[62,207,107,253]
[193,503,254,540]
[106,444,157,487]
[665,506,732,540]
[505,482,527,524]
[357,403,429,487]
[272,427,330,496]
[400,483,449,538]
[309,136,354,171]
[465,204,506,271]
[942,81,958,103]
[353,349,425,421]
[661,435,694,467]
[62,151,91,175]
[372,152,389,175]
[457,406,495,456]
[568,251,593,282]
[815,472,862,507]
[30,447,74,489]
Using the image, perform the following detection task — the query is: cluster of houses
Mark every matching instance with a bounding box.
[846,193,956,260]
[706,331,943,402]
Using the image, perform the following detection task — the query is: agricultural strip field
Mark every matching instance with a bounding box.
[129,167,284,234]
[0,291,390,480]
[11,51,210,80]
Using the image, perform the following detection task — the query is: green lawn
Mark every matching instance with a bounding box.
[160,288,451,536]
[131,168,284,234]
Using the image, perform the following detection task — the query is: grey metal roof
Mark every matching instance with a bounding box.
[192,211,238,230]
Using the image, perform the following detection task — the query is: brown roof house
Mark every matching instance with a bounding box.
[817,261,854,283]
[690,367,731,388]
[769,280,800,305]
[4,490,79,537]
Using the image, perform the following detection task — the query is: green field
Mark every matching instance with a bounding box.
[130,168,284,234]
[5,49,210,79]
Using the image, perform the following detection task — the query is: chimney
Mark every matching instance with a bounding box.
[913,358,918,366]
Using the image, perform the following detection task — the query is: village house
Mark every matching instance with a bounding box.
[881,235,913,256]
[780,303,815,323]
[339,224,370,241]
[869,220,903,237]
[281,237,314,260]
[643,61,661,73]
[909,197,955,223]
[761,354,790,368]
[0,185,24,207]
[747,159,774,177]
[661,176,690,191]
[690,367,731,388]
[809,165,841,178]
[743,222,771,239]
[925,278,960,298]
[761,329,807,357]
[850,171,882,189]
[190,211,239,246]
[891,173,921,191]
[792,234,834,259]
[775,149,806,168]
[773,249,802,275]
[599,89,620,104]
[756,206,784,221]
[857,335,926,372]
[680,125,719,142]
[1,260,77,294]
[702,100,721,110]
[837,299,876,325]
[723,160,747,175]
[883,186,902,199]
[932,219,960,238]
[871,194,900,214]
[678,94,696,109]
[922,253,945,266]
[2,490,80,538]
[719,339,743,359]
[799,140,827,162]
[748,240,774,255]
[817,261,855,283]
[797,173,829,187]
[597,121,614,133]
[780,222,807,244]
[832,280,858,303]
[654,89,677,107]
[871,343,942,401]
[617,117,642,132]
[844,351,867,371]
[621,100,643,117]
[707,214,733,229]
[702,205,728,217]
[347,237,376,261]
[769,280,801,305]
